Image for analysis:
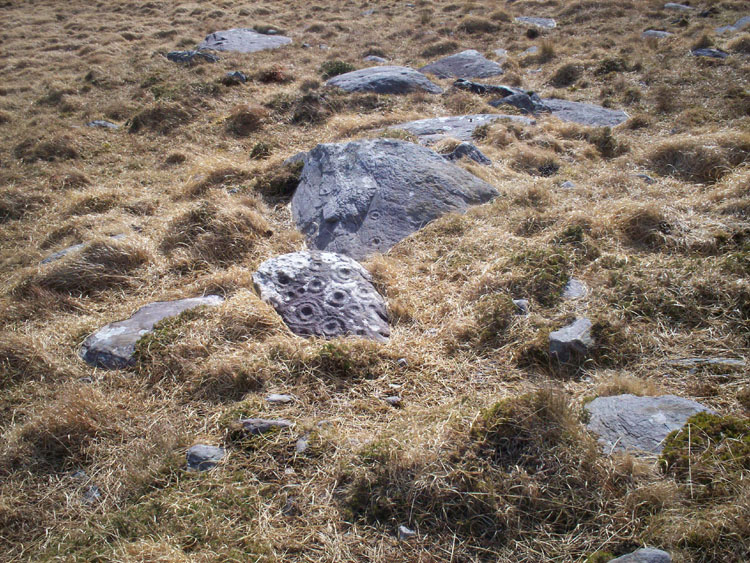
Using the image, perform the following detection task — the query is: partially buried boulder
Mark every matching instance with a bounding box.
[610,548,672,563]
[585,394,715,454]
[80,296,223,369]
[442,142,492,165]
[542,99,629,127]
[186,445,225,471]
[197,29,292,53]
[253,251,390,341]
[420,49,504,79]
[325,66,443,94]
[291,138,498,258]
[389,113,534,145]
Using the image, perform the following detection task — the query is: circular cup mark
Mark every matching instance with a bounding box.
[307,276,326,294]
[321,316,346,336]
[327,288,349,307]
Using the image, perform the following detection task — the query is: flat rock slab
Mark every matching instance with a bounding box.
[266,393,294,404]
[166,50,219,64]
[716,16,750,34]
[585,394,715,454]
[515,16,556,28]
[490,92,551,115]
[642,30,673,39]
[186,445,225,471]
[326,66,443,94]
[87,120,119,129]
[691,48,729,59]
[240,418,292,435]
[290,139,498,259]
[364,55,388,63]
[420,49,504,79]
[392,114,534,144]
[80,296,223,369]
[542,98,629,127]
[610,548,672,563]
[253,251,390,340]
[562,278,587,300]
[549,317,593,364]
[664,3,693,11]
[41,243,86,264]
[197,29,292,53]
[453,78,522,97]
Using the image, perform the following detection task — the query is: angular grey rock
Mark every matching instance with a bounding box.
[325,66,443,94]
[384,396,402,407]
[197,28,292,53]
[691,48,729,59]
[397,358,408,368]
[222,71,247,85]
[562,278,587,300]
[637,173,657,184]
[490,92,551,115]
[585,394,715,454]
[664,3,693,11]
[253,251,390,340]
[295,433,309,453]
[513,298,530,315]
[80,296,224,369]
[290,139,498,259]
[442,142,492,165]
[453,78,522,97]
[610,548,672,563]
[560,180,575,189]
[240,418,292,435]
[166,50,219,64]
[392,114,534,144]
[515,16,556,28]
[266,393,295,404]
[86,120,119,129]
[420,49,504,79]
[543,98,629,127]
[41,242,86,264]
[364,55,388,63]
[642,30,673,39]
[716,16,750,34]
[186,444,226,471]
[398,525,417,540]
[549,317,593,364]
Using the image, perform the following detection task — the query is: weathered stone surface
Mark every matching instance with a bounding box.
[642,30,673,39]
[420,49,504,79]
[636,173,657,184]
[392,114,534,144]
[543,99,629,127]
[80,296,224,369]
[442,142,492,165]
[585,394,715,454]
[664,3,693,11]
[610,548,672,563]
[549,317,593,364]
[240,418,292,435]
[513,299,530,315]
[515,16,556,28]
[266,393,295,404]
[253,251,390,340]
[166,50,219,64]
[716,16,750,34]
[197,29,292,53]
[326,66,443,94]
[490,92,551,114]
[560,180,575,189]
[186,445,225,471]
[290,139,498,258]
[562,278,587,300]
[691,47,729,59]
[384,396,402,407]
[41,243,86,264]
[454,78,522,97]
[364,55,388,63]
[668,357,746,370]
[398,525,417,540]
[86,120,119,129]
[222,71,247,85]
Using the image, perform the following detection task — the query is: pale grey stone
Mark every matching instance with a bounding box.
[642,30,673,39]
[543,98,629,127]
[384,396,402,406]
[515,16,556,28]
[41,243,86,265]
[420,49,504,79]
[392,113,534,144]
[398,525,417,540]
[664,3,693,12]
[364,55,388,63]
[266,393,295,404]
[549,317,593,364]
[86,120,119,129]
[562,278,587,299]
[186,445,225,471]
[240,418,292,435]
[610,548,672,562]
[197,28,292,53]
[691,48,729,59]
[326,66,443,94]
[513,299,530,315]
[716,16,750,34]
[560,180,575,189]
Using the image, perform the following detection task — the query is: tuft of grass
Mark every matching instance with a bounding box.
[420,40,459,57]
[255,64,293,84]
[0,188,47,223]
[129,103,191,134]
[224,104,268,137]
[728,34,750,54]
[549,63,582,87]
[0,333,64,388]
[183,167,251,198]
[647,134,750,184]
[457,16,499,34]
[319,60,355,79]
[13,136,78,162]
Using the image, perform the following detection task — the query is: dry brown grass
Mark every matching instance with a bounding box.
[647,133,750,183]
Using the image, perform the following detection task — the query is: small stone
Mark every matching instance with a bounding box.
[71,469,88,481]
[266,393,294,404]
[222,71,247,85]
[691,47,729,59]
[364,55,387,63]
[186,444,226,471]
[384,396,402,407]
[664,3,693,11]
[609,548,672,562]
[82,485,101,504]
[494,48,508,59]
[319,44,328,50]
[362,9,375,15]
[78,376,94,384]
[560,180,575,189]
[453,78,522,97]
[636,173,657,184]
[40,243,86,264]
[166,50,219,64]
[86,120,119,129]
[523,45,539,55]
[515,16,556,28]
[398,525,417,540]
[295,433,309,453]
[240,418,293,435]
[513,299,530,315]
[642,30,672,39]
[490,92,551,115]
[549,317,593,364]
[562,278,587,300]
[397,358,408,368]
[442,142,492,165]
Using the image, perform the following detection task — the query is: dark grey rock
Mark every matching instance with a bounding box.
[664,3,693,11]
[397,358,408,368]
[420,49,504,79]
[364,55,388,63]
[562,278,587,300]
[384,396,402,407]
[222,71,247,85]
[691,47,729,59]
[253,251,390,340]
[166,50,219,64]
[86,120,119,129]
[197,29,292,53]
[585,394,715,454]
[716,16,750,34]
[549,317,593,364]
[513,298,530,315]
[240,418,292,435]
[490,92,551,115]
[290,139,498,259]
[326,66,443,94]
[41,243,86,265]
[542,98,629,127]
[610,548,672,563]
[80,296,224,369]
[398,525,417,540]
[392,113,535,144]
[266,393,295,404]
[637,173,657,184]
[453,78,523,97]
[515,16,556,28]
[442,142,492,165]
[186,445,225,471]
[642,30,673,39]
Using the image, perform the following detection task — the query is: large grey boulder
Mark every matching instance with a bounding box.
[515,16,556,28]
[420,49,504,79]
[543,99,629,127]
[186,445,225,471]
[549,317,593,364]
[585,394,715,454]
[253,251,390,341]
[610,548,672,563]
[391,113,534,144]
[716,16,750,34]
[197,29,292,53]
[325,66,443,94]
[290,139,498,258]
[80,296,223,369]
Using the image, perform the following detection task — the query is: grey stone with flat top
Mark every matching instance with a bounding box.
[197,28,291,53]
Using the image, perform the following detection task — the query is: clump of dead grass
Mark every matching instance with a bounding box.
[0,333,64,388]
[457,16,499,34]
[225,104,268,136]
[13,136,79,163]
[0,188,47,223]
[549,63,582,87]
[129,103,191,134]
[182,167,251,198]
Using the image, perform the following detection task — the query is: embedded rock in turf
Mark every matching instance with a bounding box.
[664,3,693,11]
[419,49,504,79]
[642,30,673,39]
[515,16,556,28]
[489,92,551,115]
[690,47,729,59]
[549,317,593,364]
[166,50,219,64]
[186,445,225,471]
[240,418,292,435]
[253,251,391,341]
[290,139,498,259]
[610,548,672,562]
[716,16,750,34]
[80,296,224,369]
[542,99,629,127]
[197,29,292,53]
[585,394,715,454]
[392,114,534,144]
[86,120,119,129]
[40,243,86,264]
[442,142,492,165]
[325,66,443,94]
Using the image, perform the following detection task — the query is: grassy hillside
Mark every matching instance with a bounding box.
[0,0,748,561]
